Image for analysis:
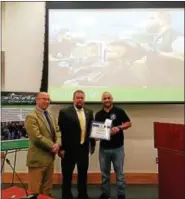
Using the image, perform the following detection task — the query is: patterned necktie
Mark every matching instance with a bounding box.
[43,111,56,142]
[77,109,86,144]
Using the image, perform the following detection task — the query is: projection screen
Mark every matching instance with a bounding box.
[48,5,184,102]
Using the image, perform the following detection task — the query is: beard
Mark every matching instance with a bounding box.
[76,104,83,109]
[104,103,112,109]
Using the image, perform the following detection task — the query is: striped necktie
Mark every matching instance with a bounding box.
[43,111,56,142]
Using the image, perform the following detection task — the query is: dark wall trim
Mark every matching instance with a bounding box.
[40,3,49,92]
[46,1,185,9]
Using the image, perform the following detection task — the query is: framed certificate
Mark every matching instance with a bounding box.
[90,121,111,140]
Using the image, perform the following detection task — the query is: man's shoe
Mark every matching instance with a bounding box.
[117,195,126,199]
[99,193,111,199]
[62,193,74,199]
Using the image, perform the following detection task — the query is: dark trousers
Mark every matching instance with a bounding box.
[61,143,89,197]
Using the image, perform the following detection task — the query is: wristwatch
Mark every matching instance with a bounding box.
[118,126,122,131]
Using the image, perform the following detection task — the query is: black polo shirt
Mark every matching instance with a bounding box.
[95,106,130,149]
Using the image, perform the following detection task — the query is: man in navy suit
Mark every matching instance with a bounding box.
[58,90,96,199]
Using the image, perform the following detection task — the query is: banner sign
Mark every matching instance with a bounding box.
[1,91,37,105]
[1,91,36,151]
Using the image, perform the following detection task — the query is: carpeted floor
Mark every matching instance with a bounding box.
[2,184,158,199]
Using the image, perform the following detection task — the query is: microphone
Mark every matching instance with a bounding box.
[6,159,38,199]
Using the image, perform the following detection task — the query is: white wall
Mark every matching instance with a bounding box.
[2,2,184,174]
[1,2,5,51]
[3,103,184,173]
[3,2,45,92]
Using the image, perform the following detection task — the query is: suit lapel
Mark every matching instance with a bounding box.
[84,108,89,127]
[35,109,50,132]
[71,106,89,136]
[71,106,88,127]
[49,114,55,131]
[84,109,89,139]
[71,106,81,128]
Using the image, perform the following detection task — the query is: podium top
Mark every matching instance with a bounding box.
[154,122,185,153]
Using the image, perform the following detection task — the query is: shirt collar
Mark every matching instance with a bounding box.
[74,105,84,112]
[103,105,114,113]
[36,106,46,113]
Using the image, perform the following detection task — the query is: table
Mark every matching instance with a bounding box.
[1,186,54,199]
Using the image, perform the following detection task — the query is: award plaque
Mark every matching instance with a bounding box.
[90,119,112,140]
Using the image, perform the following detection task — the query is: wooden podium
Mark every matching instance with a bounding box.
[154,122,185,199]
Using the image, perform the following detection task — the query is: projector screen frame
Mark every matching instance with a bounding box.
[41,1,185,104]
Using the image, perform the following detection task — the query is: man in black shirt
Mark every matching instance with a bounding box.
[95,92,132,199]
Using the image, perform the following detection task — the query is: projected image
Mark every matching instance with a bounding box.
[1,121,28,141]
[48,9,184,102]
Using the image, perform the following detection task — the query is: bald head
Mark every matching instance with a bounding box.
[101,92,112,100]
[36,92,50,110]
[101,92,113,109]
[36,92,48,99]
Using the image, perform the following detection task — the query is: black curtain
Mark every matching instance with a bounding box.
[40,3,48,92]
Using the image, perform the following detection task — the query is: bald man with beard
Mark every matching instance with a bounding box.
[95,92,132,199]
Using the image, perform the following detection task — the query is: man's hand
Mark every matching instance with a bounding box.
[51,143,60,153]
[90,146,95,155]
[58,150,65,158]
[111,127,120,135]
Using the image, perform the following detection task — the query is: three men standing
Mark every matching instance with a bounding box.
[25,91,131,199]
